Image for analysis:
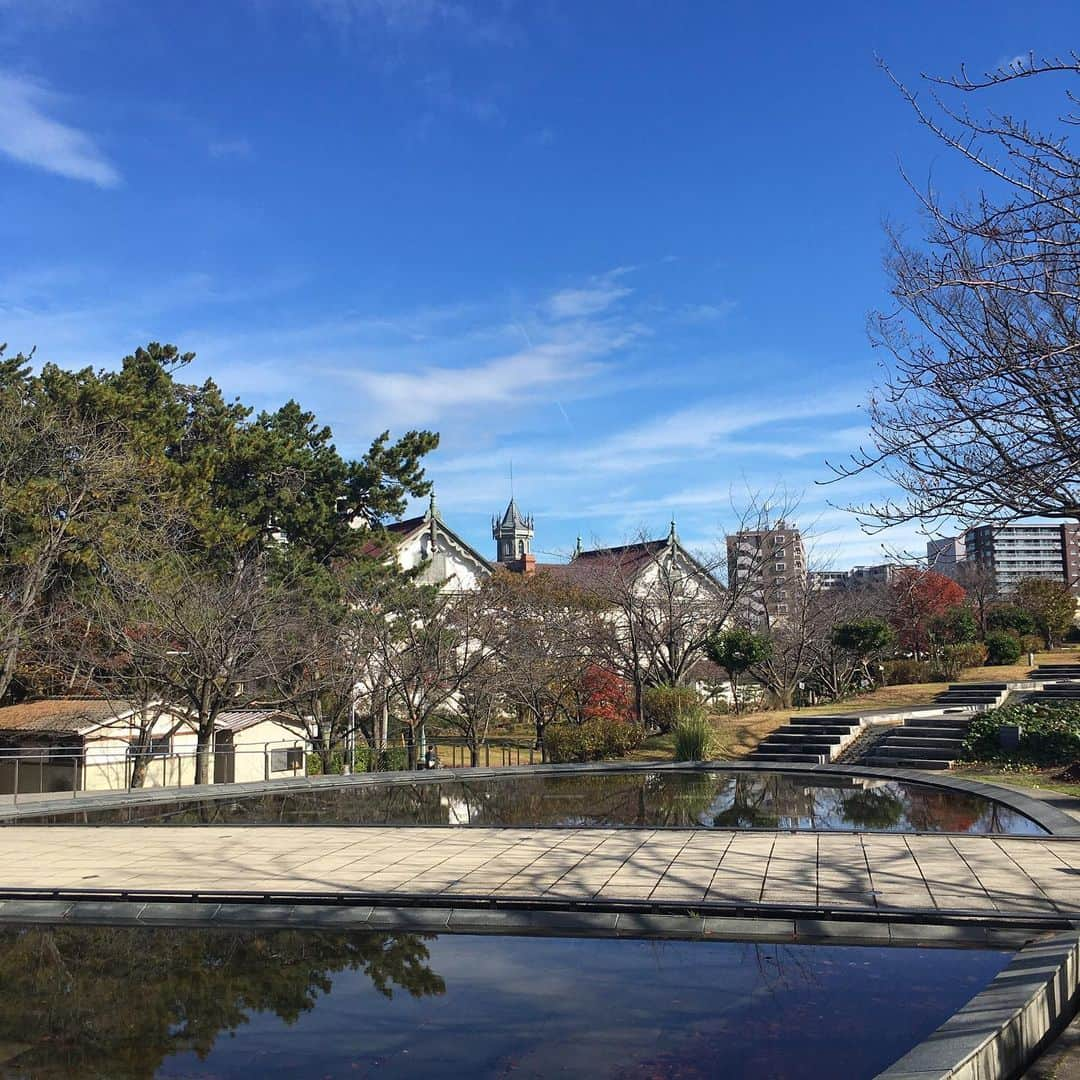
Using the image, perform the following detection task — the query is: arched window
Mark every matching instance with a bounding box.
[517,539,525,557]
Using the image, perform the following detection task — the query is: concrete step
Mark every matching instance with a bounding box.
[750,751,828,764]
[873,744,960,760]
[769,725,855,736]
[788,716,861,727]
[889,734,967,743]
[879,735,965,749]
[763,732,845,745]
[860,756,952,770]
[756,734,838,751]
[895,717,973,729]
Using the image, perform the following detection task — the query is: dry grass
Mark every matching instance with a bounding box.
[647,647,1080,763]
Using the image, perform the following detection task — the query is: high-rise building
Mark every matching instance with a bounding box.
[926,536,966,579]
[727,519,806,621]
[951,523,1080,596]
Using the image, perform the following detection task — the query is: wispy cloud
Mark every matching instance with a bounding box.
[0,73,119,187]
[208,137,253,159]
[547,268,635,320]
[307,0,514,44]
[416,70,503,123]
[349,336,616,426]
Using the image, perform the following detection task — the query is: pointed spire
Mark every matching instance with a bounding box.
[573,535,584,559]
[428,487,439,521]
[668,517,678,545]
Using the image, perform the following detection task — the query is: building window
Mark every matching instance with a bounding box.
[271,747,304,772]
[128,735,171,759]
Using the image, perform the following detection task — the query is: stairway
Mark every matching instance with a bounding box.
[932,682,1010,709]
[1030,663,1080,680]
[750,715,866,765]
[1024,680,1080,704]
[858,715,972,771]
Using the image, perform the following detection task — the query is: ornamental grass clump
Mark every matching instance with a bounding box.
[673,716,714,762]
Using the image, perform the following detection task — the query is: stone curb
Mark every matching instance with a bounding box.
[0,898,1041,949]
[2,759,1074,836]
[876,931,1080,1079]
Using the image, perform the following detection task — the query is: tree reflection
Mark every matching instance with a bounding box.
[0,926,444,1078]
[838,788,906,830]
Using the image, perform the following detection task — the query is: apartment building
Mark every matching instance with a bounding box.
[929,523,1080,596]
[927,536,965,579]
[727,519,806,621]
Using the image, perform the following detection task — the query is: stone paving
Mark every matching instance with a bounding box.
[6,825,1080,918]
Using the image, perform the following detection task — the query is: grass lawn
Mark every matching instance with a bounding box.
[950,765,1080,799]
[629,647,1080,764]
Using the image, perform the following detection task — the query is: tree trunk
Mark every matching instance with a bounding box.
[404,724,417,770]
[195,728,213,785]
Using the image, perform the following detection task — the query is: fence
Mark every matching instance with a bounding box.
[0,741,307,805]
[0,738,547,805]
[435,741,539,768]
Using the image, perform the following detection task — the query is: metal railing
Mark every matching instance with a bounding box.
[434,741,538,768]
[0,741,308,805]
[0,738,548,805]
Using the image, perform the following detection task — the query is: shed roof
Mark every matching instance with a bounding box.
[215,710,297,733]
[0,699,137,736]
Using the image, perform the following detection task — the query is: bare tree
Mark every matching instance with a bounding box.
[570,529,728,721]
[485,570,593,761]
[0,390,154,702]
[830,56,1080,530]
[352,580,495,769]
[86,550,286,784]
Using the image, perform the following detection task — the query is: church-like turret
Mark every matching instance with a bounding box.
[492,498,535,568]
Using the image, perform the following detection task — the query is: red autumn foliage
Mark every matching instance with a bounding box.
[888,568,966,658]
[579,665,635,724]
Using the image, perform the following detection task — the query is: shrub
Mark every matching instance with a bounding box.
[883,659,932,685]
[987,605,1037,638]
[985,630,1022,665]
[545,717,645,763]
[642,684,703,733]
[306,746,408,774]
[962,702,1080,765]
[933,642,987,680]
[929,606,980,645]
[673,717,714,762]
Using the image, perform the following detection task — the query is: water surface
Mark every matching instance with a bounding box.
[24,769,1045,834]
[1,925,1010,1079]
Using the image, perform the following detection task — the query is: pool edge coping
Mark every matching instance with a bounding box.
[0,896,1046,950]
[875,929,1080,1080]
[2,759,1076,837]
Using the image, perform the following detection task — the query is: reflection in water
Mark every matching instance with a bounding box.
[0,927,1009,1079]
[26,769,1046,834]
[0,927,443,1078]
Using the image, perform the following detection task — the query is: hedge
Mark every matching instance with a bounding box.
[961,702,1080,765]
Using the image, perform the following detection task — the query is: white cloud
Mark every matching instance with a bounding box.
[351,339,611,426]
[307,0,513,43]
[547,269,635,320]
[208,137,253,159]
[0,73,119,187]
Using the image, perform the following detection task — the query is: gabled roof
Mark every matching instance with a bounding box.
[215,710,298,733]
[361,506,494,579]
[535,536,722,591]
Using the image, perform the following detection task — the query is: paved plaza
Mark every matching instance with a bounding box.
[5,825,1080,918]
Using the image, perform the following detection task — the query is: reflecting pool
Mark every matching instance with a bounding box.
[0,925,1010,1078]
[24,769,1046,834]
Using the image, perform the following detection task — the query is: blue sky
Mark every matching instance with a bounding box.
[1,1,1075,567]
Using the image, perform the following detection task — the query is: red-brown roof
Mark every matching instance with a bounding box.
[0,699,137,735]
